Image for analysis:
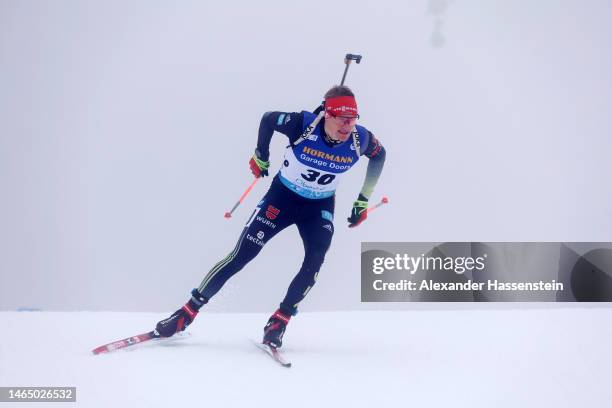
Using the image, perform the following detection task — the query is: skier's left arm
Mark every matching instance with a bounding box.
[347,131,386,228]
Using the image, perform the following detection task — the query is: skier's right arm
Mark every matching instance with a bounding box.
[255,112,303,160]
[250,112,303,177]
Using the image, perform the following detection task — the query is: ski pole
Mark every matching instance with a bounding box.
[367,196,389,215]
[224,178,259,219]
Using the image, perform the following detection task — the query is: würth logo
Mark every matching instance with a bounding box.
[266,205,280,220]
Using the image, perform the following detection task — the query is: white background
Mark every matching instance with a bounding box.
[1,0,611,312]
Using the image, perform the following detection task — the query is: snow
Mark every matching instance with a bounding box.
[2,308,611,407]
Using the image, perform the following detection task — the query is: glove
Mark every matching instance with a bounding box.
[155,289,207,337]
[347,194,369,228]
[249,151,270,178]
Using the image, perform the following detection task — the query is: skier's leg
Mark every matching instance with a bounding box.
[197,198,292,300]
[263,200,334,347]
[279,207,334,315]
[156,190,293,337]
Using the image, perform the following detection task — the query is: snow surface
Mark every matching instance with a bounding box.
[2,309,611,407]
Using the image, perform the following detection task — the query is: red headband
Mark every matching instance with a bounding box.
[325,96,358,117]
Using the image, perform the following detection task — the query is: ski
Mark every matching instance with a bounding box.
[92,330,160,355]
[252,340,292,368]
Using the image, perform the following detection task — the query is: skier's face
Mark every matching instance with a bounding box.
[324,113,358,142]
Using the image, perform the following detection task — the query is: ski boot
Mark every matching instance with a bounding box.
[263,309,291,348]
[155,289,207,337]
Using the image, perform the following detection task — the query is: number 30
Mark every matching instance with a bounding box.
[301,170,335,185]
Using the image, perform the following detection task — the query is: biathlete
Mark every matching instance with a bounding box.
[155,85,386,348]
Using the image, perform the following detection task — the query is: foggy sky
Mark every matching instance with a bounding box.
[1,0,611,312]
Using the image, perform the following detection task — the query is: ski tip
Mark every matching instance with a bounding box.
[91,344,114,355]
